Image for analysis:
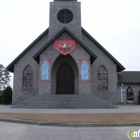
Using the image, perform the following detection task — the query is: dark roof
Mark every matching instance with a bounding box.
[6,28,49,72]
[7,26,125,73]
[118,71,140,84]
[82,28,125,72]
[33,27,97,63]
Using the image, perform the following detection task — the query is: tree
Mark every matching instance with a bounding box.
[0,64,10,89]
[1,86,12,104]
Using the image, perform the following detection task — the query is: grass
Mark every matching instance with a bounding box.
[0,113,140,123]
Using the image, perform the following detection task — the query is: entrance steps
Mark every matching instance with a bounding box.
[12,95,117,108]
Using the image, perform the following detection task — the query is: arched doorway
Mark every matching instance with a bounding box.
[56,63,74,94]
[126,87,134,103]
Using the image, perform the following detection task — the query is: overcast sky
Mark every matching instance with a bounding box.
[0,0,140,87]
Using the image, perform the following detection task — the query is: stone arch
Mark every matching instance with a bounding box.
[22,65,33,90]
[126,86,134,103]
[97,65,108,89]
[51,54,79,94]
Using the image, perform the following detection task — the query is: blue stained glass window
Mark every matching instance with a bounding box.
[41,60,50,80]
[80,60,89,80]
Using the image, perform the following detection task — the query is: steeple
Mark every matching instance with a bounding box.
[49,0,81,39]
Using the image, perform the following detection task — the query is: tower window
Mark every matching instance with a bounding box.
[57,9,73,24]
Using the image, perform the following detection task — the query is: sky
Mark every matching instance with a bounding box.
[0,0,140,87]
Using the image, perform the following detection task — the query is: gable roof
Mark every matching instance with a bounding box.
[82,28,125,72]
[7,26,125,73]
[6,28,49,72]
[33,27,97,63]
[118,71,140,84]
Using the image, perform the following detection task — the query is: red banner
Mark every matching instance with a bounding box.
[54,40,76,55]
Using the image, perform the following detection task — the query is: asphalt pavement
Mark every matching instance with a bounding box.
[0,104,140,139]
[0,121,140,140]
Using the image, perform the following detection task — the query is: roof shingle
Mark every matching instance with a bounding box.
[118,71,140,84]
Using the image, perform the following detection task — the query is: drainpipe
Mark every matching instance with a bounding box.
[121,83,123,104]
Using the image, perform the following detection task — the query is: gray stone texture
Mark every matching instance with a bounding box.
[49,2,81,39]
[13,28,119,104]
[118,84,140,104]
[12,0,123,106]
[40,32,91,95]
[12,33,49,104]
[81,33,119,104]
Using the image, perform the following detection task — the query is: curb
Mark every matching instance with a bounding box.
[0,118,140,127]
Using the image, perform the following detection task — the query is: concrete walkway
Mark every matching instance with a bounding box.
[0,104,140,114]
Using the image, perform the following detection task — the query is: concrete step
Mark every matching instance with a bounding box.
[12,95,117,108]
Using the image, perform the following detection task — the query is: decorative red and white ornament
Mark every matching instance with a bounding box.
[54,40,76,55]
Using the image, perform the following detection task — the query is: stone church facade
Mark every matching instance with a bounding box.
[7,0,140,108]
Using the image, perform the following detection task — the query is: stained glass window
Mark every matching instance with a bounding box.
[41,59,50,82]
[97,65,108,89]
[22,65,33,90]
[80,59,89,81]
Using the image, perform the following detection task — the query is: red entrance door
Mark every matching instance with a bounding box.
[57,63,74,94]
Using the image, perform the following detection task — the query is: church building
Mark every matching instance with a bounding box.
[7,0,140,108]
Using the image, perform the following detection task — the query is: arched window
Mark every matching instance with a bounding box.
[22,65,33,90]
[126,86,134,103]
[97,65,108,89]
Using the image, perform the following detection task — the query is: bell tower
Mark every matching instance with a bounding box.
[49,0,81,39]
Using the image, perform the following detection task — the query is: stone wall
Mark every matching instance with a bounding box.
[40,32,91,95]
[11,0,122,105]
[12,33,49,104]
[118,84,140,104]
[12,30,120,105]
[81,32,119,104]
[49,2,81,39]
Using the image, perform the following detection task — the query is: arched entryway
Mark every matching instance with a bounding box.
[126,86,134,103]
[56,63,74,94]
[51,54,79,95]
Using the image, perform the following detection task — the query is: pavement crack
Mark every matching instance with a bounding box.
[78,130,81,140]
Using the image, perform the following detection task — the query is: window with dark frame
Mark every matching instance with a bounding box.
[22,65,33,90]
[97,65,108,89]
[57,9,73,24]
